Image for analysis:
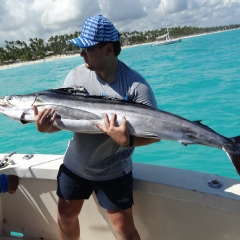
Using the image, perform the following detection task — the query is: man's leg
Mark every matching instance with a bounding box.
[58,198,84,240]
[57,164,93,240]
[107,207,141,240]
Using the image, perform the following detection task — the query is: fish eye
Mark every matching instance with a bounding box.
[6,96,13,101]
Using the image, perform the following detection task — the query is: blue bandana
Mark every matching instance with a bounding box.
[69,15,119,48]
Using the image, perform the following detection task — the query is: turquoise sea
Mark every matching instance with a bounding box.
[0,29,239,179]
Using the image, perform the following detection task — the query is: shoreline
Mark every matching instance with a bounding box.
[0,28,238,71]
[0,53,80,71]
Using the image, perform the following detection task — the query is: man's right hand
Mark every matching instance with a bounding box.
[7,175,20,194]
[33,106,59,133]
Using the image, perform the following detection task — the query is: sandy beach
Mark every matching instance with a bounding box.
[0,53,81,71]
[0,42,152,71]
[0,29,237,71]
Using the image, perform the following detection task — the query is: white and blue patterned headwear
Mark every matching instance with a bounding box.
[69,15,119,48]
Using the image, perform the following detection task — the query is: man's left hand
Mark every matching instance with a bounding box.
[96,113,130,147]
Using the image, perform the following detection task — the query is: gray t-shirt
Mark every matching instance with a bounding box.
[63,60,157,180]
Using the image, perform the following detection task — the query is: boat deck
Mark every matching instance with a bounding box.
[1,153,240,240]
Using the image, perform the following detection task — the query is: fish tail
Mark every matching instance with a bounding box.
[223,136,240,175]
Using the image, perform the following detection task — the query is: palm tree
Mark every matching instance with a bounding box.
[1,24,240,66]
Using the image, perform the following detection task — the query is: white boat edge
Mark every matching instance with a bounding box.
[0,153,240,240]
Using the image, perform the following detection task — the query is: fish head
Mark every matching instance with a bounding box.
[0,94,38,123]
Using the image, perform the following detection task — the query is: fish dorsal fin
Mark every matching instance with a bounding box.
[53,87,89,96]
[192,120,217,134]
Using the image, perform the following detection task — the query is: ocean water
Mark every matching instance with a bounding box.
[0,29,239,179]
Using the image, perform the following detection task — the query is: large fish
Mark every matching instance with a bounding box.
[0,87,240,175]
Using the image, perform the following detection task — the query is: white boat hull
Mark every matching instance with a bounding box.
[0,153,240,239]
[151,38,181,46]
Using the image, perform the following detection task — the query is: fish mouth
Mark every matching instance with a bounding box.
[0,98,4,105]
[0,98,4,111]
[0,102,7,107]
[0,101,11,107]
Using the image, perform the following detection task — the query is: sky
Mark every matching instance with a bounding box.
[0,0,239,47]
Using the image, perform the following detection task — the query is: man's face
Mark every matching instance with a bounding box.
[80,44,109,71]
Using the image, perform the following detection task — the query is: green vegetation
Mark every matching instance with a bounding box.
[0,24,239,66]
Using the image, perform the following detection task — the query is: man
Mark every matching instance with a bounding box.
[33,14,159,240]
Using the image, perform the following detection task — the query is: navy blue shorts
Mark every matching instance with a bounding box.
[56,164,134,210]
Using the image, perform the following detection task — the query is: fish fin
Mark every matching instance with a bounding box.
[193,120,202,123]
[20,120,29,124]
[52,87,89,96]
[193,120,218,134]
[20,110,33,124]
[223,136,240,175]
[179,140,195,146]
[133,131,160,139]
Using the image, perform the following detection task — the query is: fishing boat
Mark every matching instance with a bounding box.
[0,152,240,239]
[152,2,181,46]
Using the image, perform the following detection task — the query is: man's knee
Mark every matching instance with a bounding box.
[108,208,137,236]
[58,199,84,222]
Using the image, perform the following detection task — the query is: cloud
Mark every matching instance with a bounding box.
[99,0,147,22]
[31,0,100,29]
[0,0,239,47]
